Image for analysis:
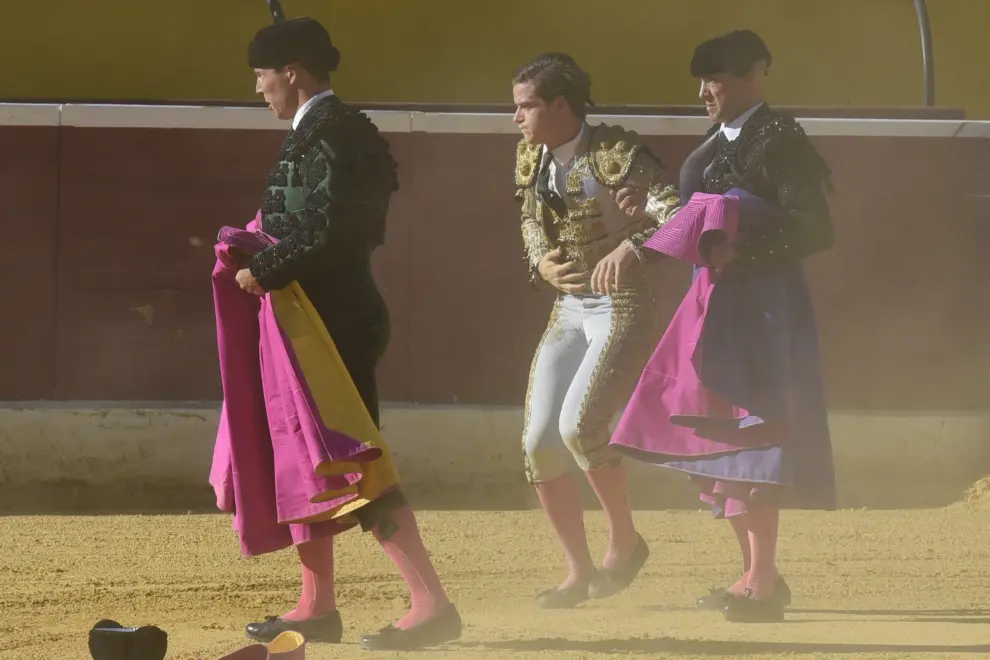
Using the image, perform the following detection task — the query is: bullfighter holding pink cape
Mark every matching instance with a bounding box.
[208,15,460,651]
[610,30,837,623]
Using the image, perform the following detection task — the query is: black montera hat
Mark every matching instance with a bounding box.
[248,16,341,72]
[690,30,772,78]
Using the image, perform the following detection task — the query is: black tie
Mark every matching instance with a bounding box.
[537,155,568,218]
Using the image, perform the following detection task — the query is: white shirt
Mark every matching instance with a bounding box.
[292,88,336,130]
[720,101,765,142]
[542,123,587,196]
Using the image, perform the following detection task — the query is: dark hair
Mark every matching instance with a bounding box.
[248,16,341,83]
[512,52,594,119]
[690,29,772,78]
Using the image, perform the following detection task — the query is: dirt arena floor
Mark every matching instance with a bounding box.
[3,485,990,660]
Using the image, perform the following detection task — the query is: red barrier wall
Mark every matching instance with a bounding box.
[2,105,988,411]
[0,126,59,400]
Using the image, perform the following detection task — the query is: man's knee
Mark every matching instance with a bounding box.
[523,428,572,484]
[559,414,620,472]
[558,412,585,457]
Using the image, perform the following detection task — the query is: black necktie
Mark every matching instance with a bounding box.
[537,155,568,218]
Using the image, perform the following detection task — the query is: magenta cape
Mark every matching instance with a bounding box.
[210,214,400,557]
[610,191,835,514]
[613,193,786,454]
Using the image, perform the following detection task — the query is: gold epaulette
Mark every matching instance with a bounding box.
[514,139,542,188]
[588,124,644,188]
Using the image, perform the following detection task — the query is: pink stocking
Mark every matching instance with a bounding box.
[584,462,638,570]
[535,473,596,588]
[373,505,450,630]
[746,506,780,600]
[726,514,751,595]
[282,536,336,621]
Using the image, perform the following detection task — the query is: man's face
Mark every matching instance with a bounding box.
[255,67,298,120]
[513,82,559,145]
[698,71,749,124]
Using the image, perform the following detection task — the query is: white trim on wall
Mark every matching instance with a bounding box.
[2,102,989,138]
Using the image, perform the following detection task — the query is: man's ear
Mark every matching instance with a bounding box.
[749,59,769,79]
[284,63,299,84]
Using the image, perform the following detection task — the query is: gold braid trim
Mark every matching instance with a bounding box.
[622,182,681,256]
[517,180,552,286]
[513,140,550,285]
[571,277,658,471]
[588,124,645,189]
[643,183,681,229]
[515,139,542,188]
[521,299,562,484]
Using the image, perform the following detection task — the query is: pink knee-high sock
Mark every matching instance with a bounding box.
[282,536,337,621]
[584,462,638,570]
[535,473,596,588]
[727,514,751,595]
[746,506,780,600]
[373,505,450,630]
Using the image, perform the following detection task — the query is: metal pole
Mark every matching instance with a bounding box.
[913,0,935,106]
[268,0,285,23]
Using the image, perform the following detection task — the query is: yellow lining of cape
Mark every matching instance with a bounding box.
[269,283,400,525]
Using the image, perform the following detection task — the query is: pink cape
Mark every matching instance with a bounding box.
[210,214,398,557]
[611,193,790,458]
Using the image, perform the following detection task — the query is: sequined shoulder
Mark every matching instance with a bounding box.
[588,123,645,188]
[748,109,834,193]
[753,111,810,143]
[515,139,542,188]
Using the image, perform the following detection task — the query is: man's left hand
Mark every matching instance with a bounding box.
[235,268,265,296]
[614,186,649,220]
[707,243,737,275]
[591,242,638,296]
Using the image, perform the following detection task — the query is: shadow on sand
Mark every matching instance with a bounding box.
[453,634,990,655]
[451,606,990,654]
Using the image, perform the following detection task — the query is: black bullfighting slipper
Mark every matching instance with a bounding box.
[697,576,792,611]
[245,610,343,644]
[721,588,786,623]
[588,534,650,599]
[88,619,167,660]
[535,581,591,609]
[359,603,462,651]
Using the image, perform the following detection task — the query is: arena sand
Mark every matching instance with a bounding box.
[3,485,990,659]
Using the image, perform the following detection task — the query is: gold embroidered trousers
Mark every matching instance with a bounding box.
[522,272,658,483]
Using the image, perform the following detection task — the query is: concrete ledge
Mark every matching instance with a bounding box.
[0,404,988,512]
[5,103,990,137]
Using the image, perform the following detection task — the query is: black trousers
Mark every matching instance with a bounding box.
[299,274,403,535]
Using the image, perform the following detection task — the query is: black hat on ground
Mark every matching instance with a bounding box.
[88,619,167,660]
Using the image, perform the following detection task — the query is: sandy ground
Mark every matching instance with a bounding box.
[3,495,990,660]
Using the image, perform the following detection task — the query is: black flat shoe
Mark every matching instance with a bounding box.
[245,611,343,644]
[88,619,167,660]
[696,576,792,610]
[696,586,734,610]
[588,535,650,599]
[359,603,462,651]
[535,582,590,609]
[721,589,786,623]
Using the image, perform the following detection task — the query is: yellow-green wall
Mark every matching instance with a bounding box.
[3,1,987,117]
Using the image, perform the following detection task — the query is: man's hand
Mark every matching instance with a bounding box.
[707,242,737,275]
[235,268,265,296]
[538,247,590,294]
[614,186,649,220]
[591,241,638,296]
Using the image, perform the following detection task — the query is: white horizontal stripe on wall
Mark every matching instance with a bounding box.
[2,103,989,138]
